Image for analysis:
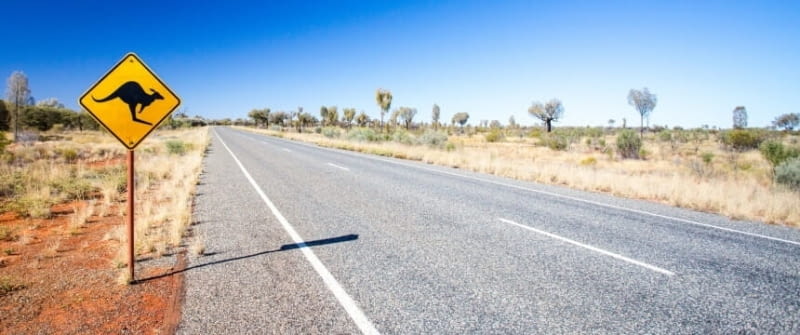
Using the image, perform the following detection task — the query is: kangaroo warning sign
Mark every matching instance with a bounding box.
[80,53,180,150]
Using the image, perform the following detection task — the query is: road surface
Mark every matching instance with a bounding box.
[178,127,800,334]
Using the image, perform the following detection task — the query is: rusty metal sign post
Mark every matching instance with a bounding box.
[79,53,180,282]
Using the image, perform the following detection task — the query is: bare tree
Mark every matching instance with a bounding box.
[398,107,417,130]
[375,89,392,132]
[508,115,516,129]
[528,99,564,132]
[627,87,657,138]
[732,106,747,129]
[432,104,440,130]
[6,71,31,140]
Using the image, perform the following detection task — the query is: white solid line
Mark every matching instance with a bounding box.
[214,130,380,335]
[246,129,800,247]
[498,218,675,276]
[327,162,350,172]
[282,148,292,152]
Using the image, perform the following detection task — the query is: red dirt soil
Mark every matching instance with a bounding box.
[0,200,184,334]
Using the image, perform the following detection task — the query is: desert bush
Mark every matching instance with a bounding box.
[701,152,714,164]
[166,140,188,155]
[60,148,79,162]
[540,134,569,151]
[418,130,448,148]
[346,128,379,142]
[0,276,25,296]
[775,158,800,191]
[760,141,800,173]
[617,130,642,159]
[721,129,766,151]
[50,176,94,200]
[391,129,415,145]
[580,156,597,166]
[322,127,340,138]
[484,128,504,143]
[0,131,10,152]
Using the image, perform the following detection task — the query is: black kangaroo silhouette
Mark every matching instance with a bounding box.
[92,81,163,126]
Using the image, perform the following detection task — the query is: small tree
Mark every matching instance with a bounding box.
[6,71,32,140]
[732,106,747,129]
[248,108,270,128]
[773,113,800,131]
[325,106,338,127]
[298,112,315,131]
[375,89,392,131]
[627,87,657,138]
[269,111,287,127]
[398,107,417,130]
[343,108,356,128]
[508,115,516,129]
[528,99,564,132]
[432,104,440,130]
[320,106,328,126]
[356,112,369,127]
[451,112,469,133]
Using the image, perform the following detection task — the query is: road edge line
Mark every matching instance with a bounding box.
[214,129,380,335]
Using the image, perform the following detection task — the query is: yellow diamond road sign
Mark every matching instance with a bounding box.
[80,53,180,150]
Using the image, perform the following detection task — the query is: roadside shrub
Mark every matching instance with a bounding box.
[0,131,10,152]
[616,130,642,159]
[721,129,766,151]
[50,177,94,200]
[322,127,340,138]
[346,128,378,142]
[701,152,714,164]
[166,140,187,155]
[759,141,800,173]
[580,156,597,166]
[775,158,800,191]
[484,128,504,143]
[60,148,79,162]
[540,134,568,151]
[418,130,448,148]
[445,142,456,152]
[314,127,322,134]
[391,129,415,145]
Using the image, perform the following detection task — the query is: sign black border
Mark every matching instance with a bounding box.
[78,52,181,150]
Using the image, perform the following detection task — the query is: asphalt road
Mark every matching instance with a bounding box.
[178,126,800,334]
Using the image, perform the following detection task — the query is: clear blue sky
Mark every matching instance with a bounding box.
[2,0,798,128]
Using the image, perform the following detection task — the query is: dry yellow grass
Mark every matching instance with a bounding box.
[0,127,210,277]
[239,126,800,227]
[130,127,209,261]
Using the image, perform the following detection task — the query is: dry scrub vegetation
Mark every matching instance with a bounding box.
[0,127,209,281]
[239,126,800,227]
